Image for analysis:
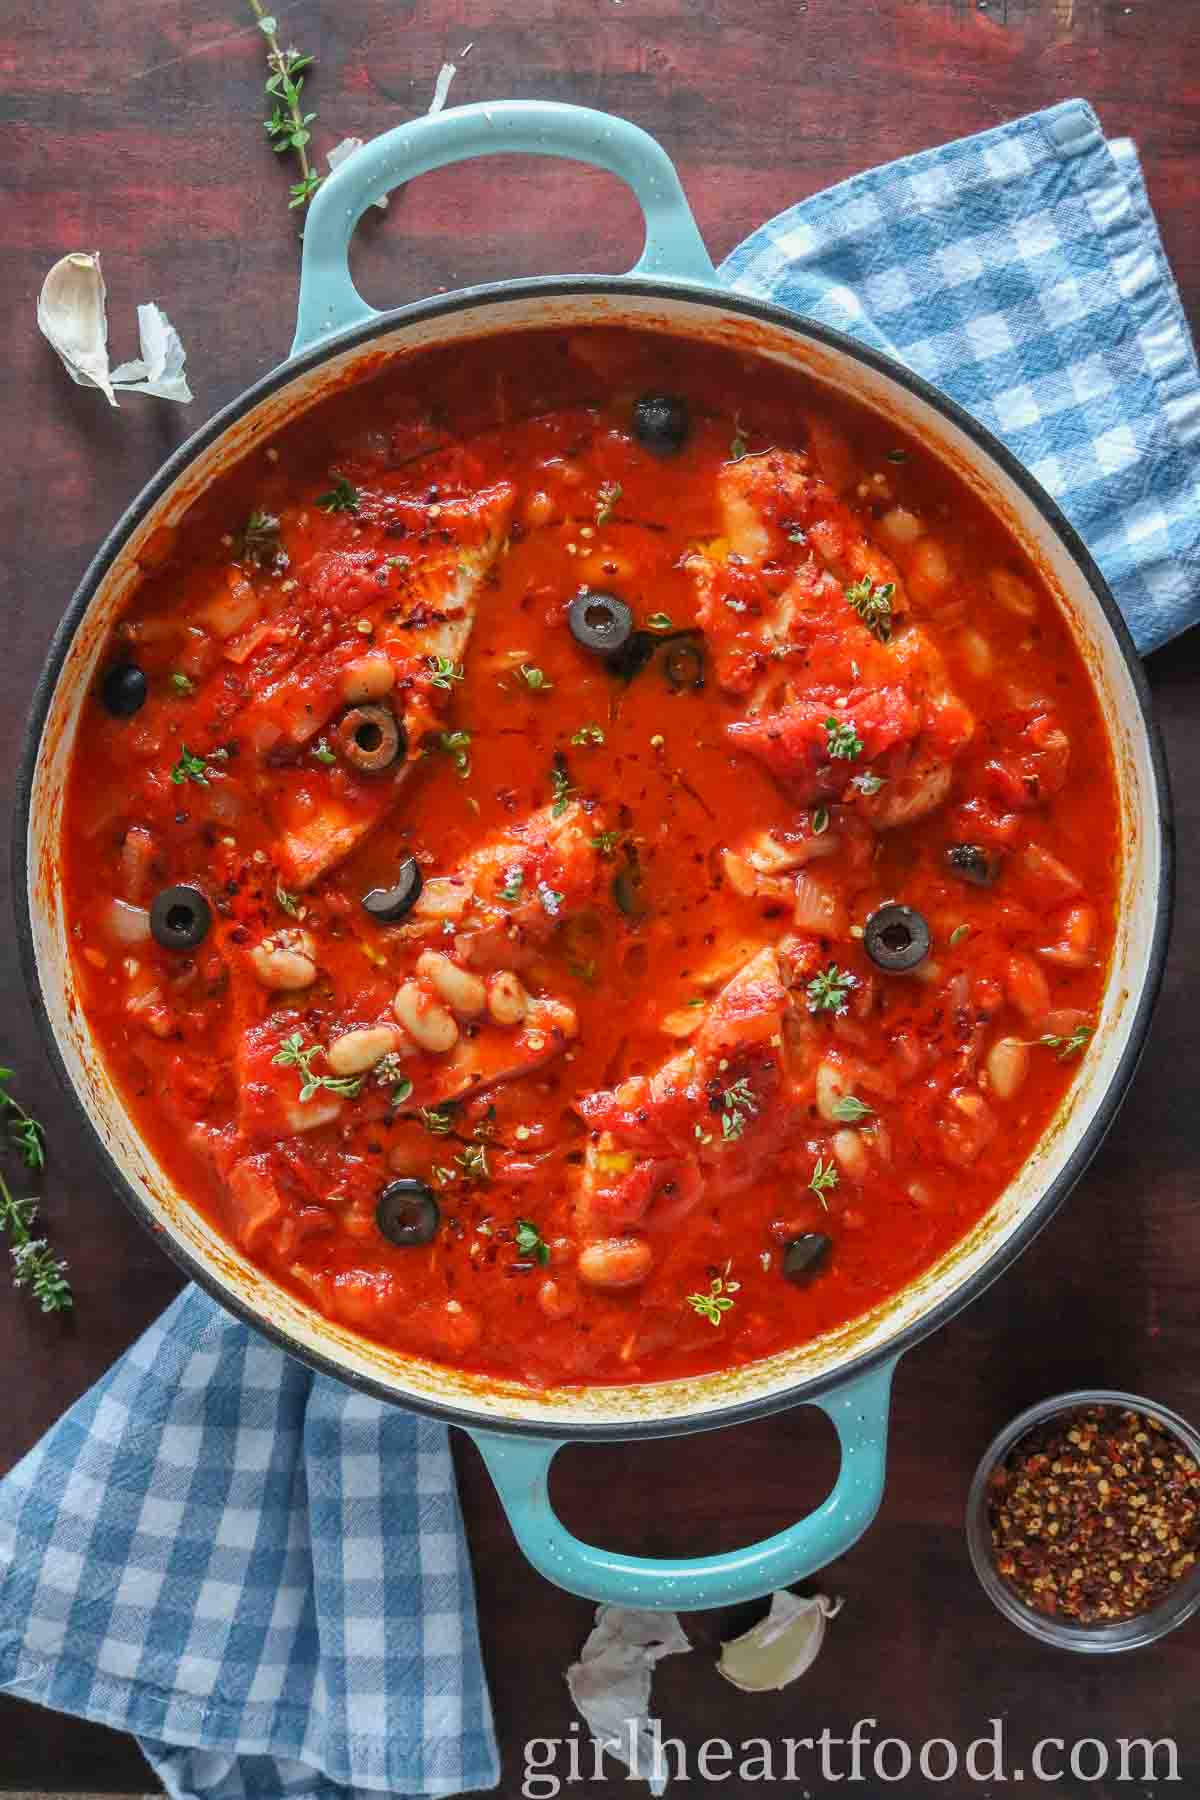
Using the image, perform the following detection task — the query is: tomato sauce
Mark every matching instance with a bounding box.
[61,328,1119,1388]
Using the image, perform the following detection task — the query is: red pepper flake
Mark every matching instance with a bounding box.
[987,1404,1200,1624]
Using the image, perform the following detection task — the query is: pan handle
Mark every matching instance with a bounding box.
[466,1357,898,1611]
[291,99,717,355]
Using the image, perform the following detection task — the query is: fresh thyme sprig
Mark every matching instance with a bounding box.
[247,1,323,212]
[0,1172,72,1314]
[0,1068,46,1171]
[0,1073,71,1314]
[272,1033,364,1102]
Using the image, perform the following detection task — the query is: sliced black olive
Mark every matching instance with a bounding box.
[150,884,212,951]
[783,1233,832,1284]
[376,1179,440,1247]
[863,903,931,973]
[362,855,423,923]
[946,843,1000,887]
[609,629,659,683]
[334,703,404,773]
[568,589,634,659]
[664,638,705,691]
[633,393,690,456]
[101,662,148,718]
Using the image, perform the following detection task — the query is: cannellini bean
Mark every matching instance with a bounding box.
[532,995,578,1039]
[879,505,924,547]
[537,1277,576,1321]
[986,1036,1030,1101]
[815,1059,852,1124]
[959,628,993,679]
[327,1024,404,1077]
[1037,903,1097,970]
[907,536,952,603]
[440,1299,482,1353]
[340,653,396,703]
[392,979,459,1053]
[250,930,318,990]
[833,1128,869,1181]
[487,969,530,1026]
[416,949,487,1019]
[523,489,555,527]
[1006,952,1051,1025]
[989,566,1039,619]
[578,1236,654,1291]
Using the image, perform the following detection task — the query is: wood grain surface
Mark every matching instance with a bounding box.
[2,0,1199,1792]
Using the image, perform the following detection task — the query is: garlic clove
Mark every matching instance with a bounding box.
[37,252,116,405]
[717,1590,842,1693]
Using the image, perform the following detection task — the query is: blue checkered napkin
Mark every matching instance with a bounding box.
[720,99,1200,656]
[0,1287,499,1800]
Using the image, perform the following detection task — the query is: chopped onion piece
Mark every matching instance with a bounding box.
[106,899,152,945]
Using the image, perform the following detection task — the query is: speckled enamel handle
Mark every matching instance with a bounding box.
[467,1358,898,1610]
[291,99,717,355]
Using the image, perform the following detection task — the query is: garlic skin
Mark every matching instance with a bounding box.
[717,1590,842,1692]
[37,253,192,407]
[567,1605,692,1797]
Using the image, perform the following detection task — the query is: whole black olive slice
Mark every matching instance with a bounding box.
[946,843,1000,887]
[863,903,931,973]
[568,590,634,659]
[101,662,148,718]
[150,884,212,951]
[376,1179,440,1247]
[783,1233,832,1284]
[664,638,705,691]
[334,703,404,772]
[633,393,690,456]
[362,855,423,923]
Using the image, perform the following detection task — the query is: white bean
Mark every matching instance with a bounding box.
[833,1128,869,1181]
[578,1237,654,1291]
[340,653,396,703]
[879,505,923,548]
[907,536,952,602]
[986,1036,1030,1101]
[959,627,993,679]
[487,970,530,1026]
[417,949,487,1018]
[988,566,1039,619]
[250,930,317,990]
[392,979,459,1053]
[815,1059,851,1123]
[327,1024,404,1077]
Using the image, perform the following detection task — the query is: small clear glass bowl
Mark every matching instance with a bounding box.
[966,1388,1200,1652]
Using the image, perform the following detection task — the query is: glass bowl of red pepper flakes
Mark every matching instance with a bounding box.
[966,1391,1200,1651]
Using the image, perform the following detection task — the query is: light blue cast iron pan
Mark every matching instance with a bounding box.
[15,102,1171,1612]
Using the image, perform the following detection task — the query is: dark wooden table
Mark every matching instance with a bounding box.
[3,0,1199,1792]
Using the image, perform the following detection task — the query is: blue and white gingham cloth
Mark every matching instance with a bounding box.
[721,99,1200,654]
[2,97,1198,1800]
[0,1288,499,1799]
